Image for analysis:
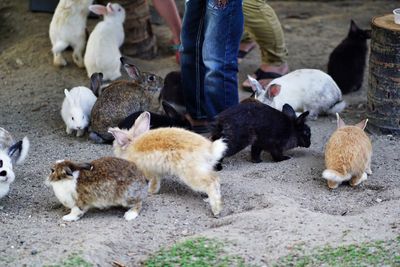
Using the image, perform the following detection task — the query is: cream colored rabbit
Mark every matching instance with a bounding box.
[108,112,226,216]
[322,113,372,189]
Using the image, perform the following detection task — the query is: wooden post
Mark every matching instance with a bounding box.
[120,0,157,59]
[367,14,400,135]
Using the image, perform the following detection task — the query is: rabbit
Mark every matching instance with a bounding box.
[84,3,126,81]
[248,69,346,120]
[322,114,372,189]
[45,157,148,221]
[89,72,105,97]
[89,57,163,144]
[118,101,190,130]
[210,101,310,170]
[328,20,371,94]
[49,0,93,67]
[159,71,185,109]
[0,128,30,199]
[61,86,97,137]
[108,112,227,217]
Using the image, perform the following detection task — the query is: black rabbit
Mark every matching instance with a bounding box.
[118,101,190,130]
[327,20,371,94]
[159,71,185,108]
[211,101,311,170]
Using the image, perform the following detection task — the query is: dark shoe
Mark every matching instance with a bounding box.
[242,69,282,92]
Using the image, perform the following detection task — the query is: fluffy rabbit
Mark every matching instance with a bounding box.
[49,0,93,67]
[249,69,346,120]
[118,101,190,130]
[61,86,97,137]
[84,3,126,81]
[45,157,148,221]
[89,57,163,144]
[210,101,310,170]
[322,114,372,189]
[108,112,227,217]
[159,71,185,109]
[0,128,30,199]
[328,20,371,94]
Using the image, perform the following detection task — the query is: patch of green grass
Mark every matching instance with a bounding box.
[46,253,92,267]
[274,237,400,267]
[144,237,248,267]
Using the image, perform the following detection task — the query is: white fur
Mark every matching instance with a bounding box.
[84,3,126,81]
[211,139,227,162]
[124,210,138,221]
[49,0,93,67]
[47,174,78,209]
[61,86,97,136]
[255,69,346,119]
[322,169,352,183]
[0,151,15,199]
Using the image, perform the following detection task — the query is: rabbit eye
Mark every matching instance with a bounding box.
[148,75,155,82]
[51,168,55,173]
[0,160,2,168]
[72,117,74,121]
[118,8,121,11]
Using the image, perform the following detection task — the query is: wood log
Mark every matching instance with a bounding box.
[367,14,400,135]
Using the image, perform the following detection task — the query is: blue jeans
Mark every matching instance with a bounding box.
[180,0,244,120]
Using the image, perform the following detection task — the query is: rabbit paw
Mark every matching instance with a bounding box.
[124,210,138,221]
[54,54,67,67]
[66,126,73,135]
[76,129,85,137]
[62,214,80,221]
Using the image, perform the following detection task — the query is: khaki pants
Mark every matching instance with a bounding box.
[242,0,288,65]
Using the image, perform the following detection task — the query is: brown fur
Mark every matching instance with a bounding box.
[48,157,148,220]
[109,112,227,216]
[323,114,372,189]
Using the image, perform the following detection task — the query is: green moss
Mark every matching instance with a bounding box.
[46,253,92,267]
[144,237,248,267]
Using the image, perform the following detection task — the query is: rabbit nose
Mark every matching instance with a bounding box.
[0,170,7,176]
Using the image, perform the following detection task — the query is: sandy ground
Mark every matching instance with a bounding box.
[0,0,399,266]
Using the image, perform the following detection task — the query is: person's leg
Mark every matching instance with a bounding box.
[180,0,207,120]
[152,0,182,46]
[202,0,244,118]
[242,0,289,87]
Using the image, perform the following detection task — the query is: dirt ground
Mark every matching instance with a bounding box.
[0,0,399,266]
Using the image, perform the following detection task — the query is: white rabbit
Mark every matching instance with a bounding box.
[0,128,30,199]
[49,0,93,67]
[61,86,97,137]
[248,69,346,120]
[84,3,126,81]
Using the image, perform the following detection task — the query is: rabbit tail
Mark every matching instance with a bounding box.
[16,137,30,165]
[322,169,351,183]
[211,139,227,162]
[327,100,346,115]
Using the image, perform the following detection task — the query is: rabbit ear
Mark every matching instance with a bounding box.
[247,75,264,97]
[267,84,281,99]
[350,19,359,32]
[8,140,22,164]
[336,113,346,128]
[296,111,309,125]
[282,104,296,120]
[89,5,107,16]
[162,101,179,118]
[121,57,141,81]
[108,127,133,148]
[63,166,73,177]
[64,89,74,105]
[90,73,103,96]
[355,118,368,130]
[74,162,93,171]
[130,112,151,137]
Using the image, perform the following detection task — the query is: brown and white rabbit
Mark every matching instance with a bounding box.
[322,114,372,189]
[108,112,227,217]
[89,57,163,144]
[45,157,148,221]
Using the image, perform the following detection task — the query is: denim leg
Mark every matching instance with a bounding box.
[203,0,243,118]
[180,0,208,120]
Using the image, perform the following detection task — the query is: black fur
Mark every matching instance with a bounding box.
[159,71,185,107]
[90,72,103,97]
[211,102,311,170]
[328,20,371,94]
[8,140,22,162]
[118,101,190,130]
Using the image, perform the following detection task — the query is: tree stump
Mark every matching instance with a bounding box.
[367,14,400,135]
[120,0,157,59]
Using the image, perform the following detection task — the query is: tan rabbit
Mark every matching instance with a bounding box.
[108,112,227,217]
[45,157,148,221]
[322,113,372,189]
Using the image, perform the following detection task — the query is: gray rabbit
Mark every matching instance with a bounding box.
[89,57,163,143]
